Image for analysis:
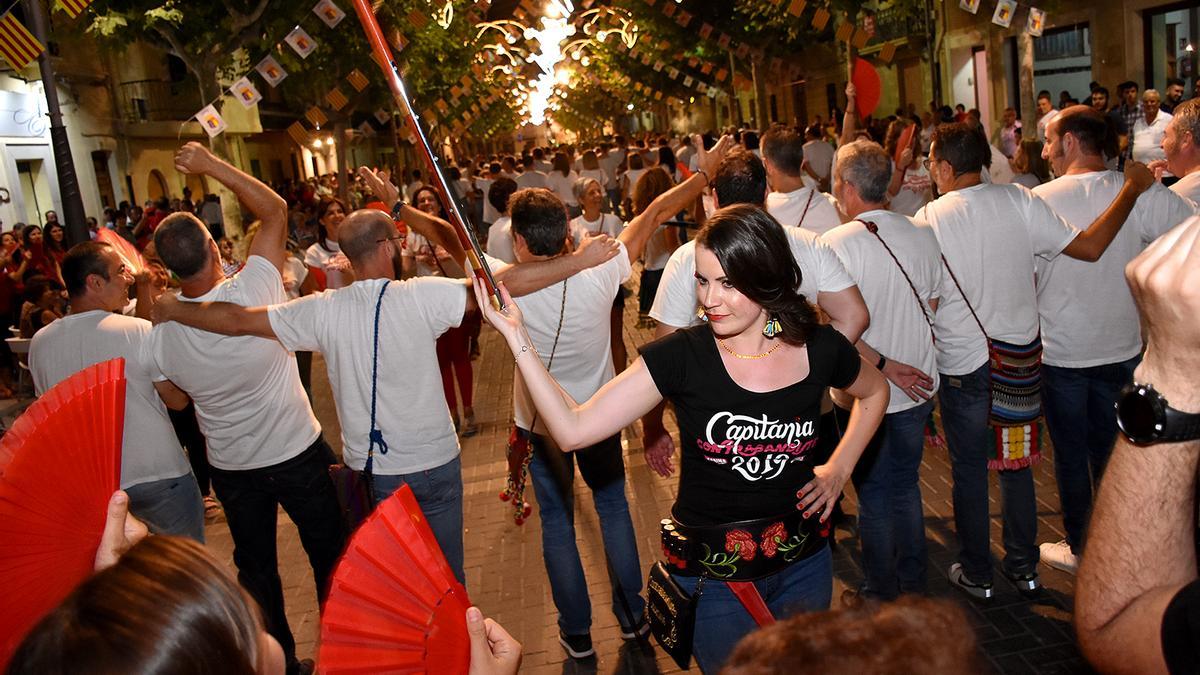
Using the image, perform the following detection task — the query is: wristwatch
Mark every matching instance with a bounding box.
[1115,382,1200,445]
[390,199,407,219]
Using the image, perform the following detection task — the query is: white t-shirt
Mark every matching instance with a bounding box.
[1011,173,1042,190]
[822,211,943,413]
[916,183,1078,376]
[649,226,856,328]
[486,246,632,434]
[486,216,515,264]
[986,145,1015,184]
[545,171,580,207]
[1171,171,1200,205]
[268,277,465,474]
[515,170,549,190]
[304,241,352,290]
[146,256,321,470]
[889,162,933,216]
[600,149,624,188]
[569,213,624,246]
[766,186,842,235]
[802,140,835,180]
[476,177,499,223]
[283,255,307,300]
[1036,109,1060,142]
[403,231,445,277]
[580,168,609,189]
[623,168,647,198]
[1133,112,1172,167]
[31,311,191,489]
[1032,172,1194,367]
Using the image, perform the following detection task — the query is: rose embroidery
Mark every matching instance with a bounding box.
[760,522,786,558]
[725,529,756,561]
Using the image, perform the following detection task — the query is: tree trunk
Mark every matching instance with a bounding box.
[752,60,770,128]
[334,121,349,204]
[192,62,245,239]
[1017,32,1036,139]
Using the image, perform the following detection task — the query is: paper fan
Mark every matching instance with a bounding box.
[0,358,126,669]
[851,57,882,120]
[319,484,471,674]
[95,228,146,274]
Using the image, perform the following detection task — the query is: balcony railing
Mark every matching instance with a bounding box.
[873,6,929,43]
[116,79,202,124]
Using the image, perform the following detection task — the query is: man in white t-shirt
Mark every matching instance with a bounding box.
[494,151,722,659]
[917,123,1151,601]
[515,155,549,190]
[762,127,842,236]
[1160,98,1200,204]
[600,140,626,212]
[1133,90,1173,169]
[643,147,869,477]
[31,241,202,541]
[822,140,943,600]
[1036,93,1060,143]
[147,143,346,674]
[801,125,835,192]
[1032,107,1195,575]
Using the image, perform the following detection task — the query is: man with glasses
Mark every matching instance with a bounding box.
[916,123,1152,602]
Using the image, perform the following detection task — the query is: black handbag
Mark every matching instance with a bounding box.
[646,561,704,670]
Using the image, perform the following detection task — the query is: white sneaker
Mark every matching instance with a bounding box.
[1039,539,1078,575]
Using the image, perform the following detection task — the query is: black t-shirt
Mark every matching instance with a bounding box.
[639,323,861,526]
[1163,579,1200,674]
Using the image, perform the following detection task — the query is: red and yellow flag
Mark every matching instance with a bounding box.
[58,0,93,18]
[0,13,44,70]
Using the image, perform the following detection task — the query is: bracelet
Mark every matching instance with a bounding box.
[876,355,887,370]
[515,343,536,359]
[695,169,710,185]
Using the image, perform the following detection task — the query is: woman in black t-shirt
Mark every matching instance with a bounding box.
[475,204,888,672]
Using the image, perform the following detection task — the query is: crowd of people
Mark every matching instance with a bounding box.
[7,69,1200,675]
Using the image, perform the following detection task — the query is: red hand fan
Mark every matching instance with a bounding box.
[0,358,126,669]
[319,484,471,674]
[851,57,882,120]
[95,228,146,274]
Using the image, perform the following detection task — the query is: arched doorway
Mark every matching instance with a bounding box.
[147,169,168,202]
[185,173,209,199]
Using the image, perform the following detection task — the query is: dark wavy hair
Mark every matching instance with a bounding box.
[316,196,348,251]
[695,204,819,346]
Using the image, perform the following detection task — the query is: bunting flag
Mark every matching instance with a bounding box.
[305,105,327,127]
[407,9,428,29]
[960,0,981,14]
[835,21,853,43]
[852,27,869,49]
[788,0,806,17]
[1027,7,1045,36]
[285,26,317,58]
[699,23,713,39]
[325,87,348,110]
[346,68,369,91]
[716,33,731,49]
[812,7,831,30]
[661,3,675,18]
[992,0,1017,28]
[255,55,288,87]
[287,121,311,146]
[357,120,375,137]
[0,13,44,70]
[676,10,692,27]
[313,0,345,28]
[735,43,749,59]
[195,104,227,138]
[374,109,391,125]
[58,0,93,19]
[231,77,262,108]
[879,42,897,63]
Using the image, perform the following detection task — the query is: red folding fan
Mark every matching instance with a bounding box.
[0,358,126,669]
[95,228,146,274]
[319,484,472,674]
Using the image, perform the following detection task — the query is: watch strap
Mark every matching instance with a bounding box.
[1162,405,1200,442]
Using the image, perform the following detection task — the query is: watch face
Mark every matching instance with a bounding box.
[1117,384,1165,444]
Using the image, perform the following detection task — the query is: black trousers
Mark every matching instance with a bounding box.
[210,436,347,669]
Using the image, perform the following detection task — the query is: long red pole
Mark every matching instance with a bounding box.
[351,0,502,308]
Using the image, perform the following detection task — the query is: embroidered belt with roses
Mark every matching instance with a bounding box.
[660,508,830,581]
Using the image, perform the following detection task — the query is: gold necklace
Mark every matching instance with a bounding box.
[717,338,783,360]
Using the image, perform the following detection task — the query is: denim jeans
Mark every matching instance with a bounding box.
[372,455,465,584]
[125,472,205,542]
[209,436,347,670]
[528,432,645,636]
[672,546,832,673]
[1042,356,1138,553]
[852,399,935,599]
[939,364,1038,583]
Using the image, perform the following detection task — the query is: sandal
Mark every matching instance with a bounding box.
[203,495,222,517]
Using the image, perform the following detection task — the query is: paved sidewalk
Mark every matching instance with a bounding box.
[203,286,1092,674]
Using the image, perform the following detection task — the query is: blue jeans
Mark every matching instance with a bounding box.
[528,433,645,636]
[672,546,832,673]
[852,399,934,599]
[126,472,205,542]
[939,364,1038,583]
[373,455,465,584]
[1042,356,1138,553]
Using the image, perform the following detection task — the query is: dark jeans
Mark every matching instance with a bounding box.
[209,436,347,668]
[169,402,209,496]
[939,364,1038,583]
[528,433,644,636]
[372,456,465,584]
[852,399,935,599]
[1042,356,1138,553]
[638,268,664,316]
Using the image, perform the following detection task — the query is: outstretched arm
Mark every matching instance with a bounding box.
[492,234,620,297]
[151,291,276,340]
[474,279,663,450]
[359,166,468,266]
[174,143,287,272]
[1062,161,1154,261]
[619,134,733,263]
[839,83,858,146]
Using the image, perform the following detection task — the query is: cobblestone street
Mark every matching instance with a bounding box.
[204,281,1092,674]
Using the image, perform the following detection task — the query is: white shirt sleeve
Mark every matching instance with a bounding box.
[409,277,468,339]
[1140,183,1197,244]
[267,292,329,353]
[235,255,287,306]
[810,235,856,293]
[648,244,698,327]
[1022,191,1080,261]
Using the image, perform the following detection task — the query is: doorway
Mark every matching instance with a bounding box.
[16,160,53,226]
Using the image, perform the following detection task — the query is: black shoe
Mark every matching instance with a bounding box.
[559,631,596,659]
[288,658,315,675]
[620,616,650,640]
[948,563,994,601]
[1004,568,1043,598]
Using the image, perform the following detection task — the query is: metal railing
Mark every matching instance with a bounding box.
[115,79,202,124]
[873,6,929,44]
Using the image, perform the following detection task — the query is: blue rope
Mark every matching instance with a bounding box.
[365,281,389,476]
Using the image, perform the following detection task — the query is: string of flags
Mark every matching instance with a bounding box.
[959,0,1046,36]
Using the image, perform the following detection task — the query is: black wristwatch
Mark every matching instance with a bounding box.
[1115,382,1200,445]
[390,199,407,218]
